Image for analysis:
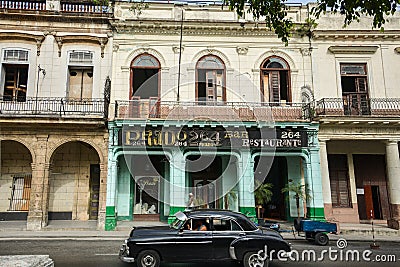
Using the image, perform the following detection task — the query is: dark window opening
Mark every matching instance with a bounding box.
[340,63,369,115]
[132,68,159,99]
[130,54,160,100]
[3,64,28,102]
[371,186,382,219]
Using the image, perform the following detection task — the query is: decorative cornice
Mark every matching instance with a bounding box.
[53,34,109,57]
[328,46,379,54]
[313,31,400,41]
[111,21,276,37]
[0,32,45,56]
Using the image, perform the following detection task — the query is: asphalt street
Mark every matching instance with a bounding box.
[0,239,399,267]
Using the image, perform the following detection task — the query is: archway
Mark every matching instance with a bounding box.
[49,141,100,221]
[0,140,33,220]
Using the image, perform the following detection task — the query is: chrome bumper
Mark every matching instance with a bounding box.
[119,243,135,263]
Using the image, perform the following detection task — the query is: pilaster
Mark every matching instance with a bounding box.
[385,140,400,229]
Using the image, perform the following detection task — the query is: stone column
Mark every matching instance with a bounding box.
[319,139,332,218]
[305,148,325,220]
[386,140,400,229]
[168,151,186,223]
[238,151,256,219]
[27,135,50,230]
[97,162,107,230]
[105,159,117,231]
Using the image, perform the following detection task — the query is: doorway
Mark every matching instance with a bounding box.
[89,164,100,220]
[187,155,223,209]
[254,156,288,220]
[353,155,389,220]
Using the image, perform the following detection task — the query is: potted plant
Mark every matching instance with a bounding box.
[254,181,273,220]
[281,181,312,223]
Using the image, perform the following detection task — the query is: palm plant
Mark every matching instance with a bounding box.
[254,181,273,219]
[281,181,312,221]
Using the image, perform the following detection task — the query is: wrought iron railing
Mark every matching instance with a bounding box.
[0,97,106,118]
[316,98,400,117]
[0,0,112,14]
[114,99,309,122]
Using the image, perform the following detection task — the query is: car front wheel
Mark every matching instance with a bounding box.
[137,250,160,267]
[243,251,269,267]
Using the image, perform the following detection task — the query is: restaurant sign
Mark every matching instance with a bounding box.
[122,126,308,148]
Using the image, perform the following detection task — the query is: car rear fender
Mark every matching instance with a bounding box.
[230,236,290,260]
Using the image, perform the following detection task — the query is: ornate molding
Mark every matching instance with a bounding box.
[300,48,312,56]
[53,34,109,57]
[124,47,166,68]
[172,45,184,54]
[191,49,231,68]
[236,46,248,55]
[111,21,276,37]
[313,31,400,41]
[0,32,46,56]
[254,50,296,70]
[328,46,379,54]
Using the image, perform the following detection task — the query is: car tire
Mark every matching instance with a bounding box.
[243,251,269,267]
[137,250,160,267]
[314,232,329,246]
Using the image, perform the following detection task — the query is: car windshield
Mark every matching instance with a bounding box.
[170,217,185,230]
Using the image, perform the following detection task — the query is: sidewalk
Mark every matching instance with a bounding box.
[278,221,400,242]
[1,220,400,242]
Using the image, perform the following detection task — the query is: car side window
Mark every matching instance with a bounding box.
[212,219,236,231]
[231,220,243,231]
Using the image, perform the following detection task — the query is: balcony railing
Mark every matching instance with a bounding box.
[316,98,400,117]
[114,99,309,122]
[0,97,106,118]
[0,1,112,14]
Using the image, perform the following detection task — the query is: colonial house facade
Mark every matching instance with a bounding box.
[0,0,112,230]
[106,1,323,230]
[312,10,400,229]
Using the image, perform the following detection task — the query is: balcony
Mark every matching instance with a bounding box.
[0,0,112,14]
[315,98,400,117]
[114,99,309,122]
[0,97,107,119]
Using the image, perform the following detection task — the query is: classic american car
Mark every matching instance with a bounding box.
[119,209,291,267]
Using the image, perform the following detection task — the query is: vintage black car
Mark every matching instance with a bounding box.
[119,209,291,267]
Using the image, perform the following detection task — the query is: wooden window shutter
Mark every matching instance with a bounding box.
[355,77,367,92]
[269,71,280,102]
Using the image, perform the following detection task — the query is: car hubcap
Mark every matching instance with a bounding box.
[248,253,264,267]
[142,255,155,267]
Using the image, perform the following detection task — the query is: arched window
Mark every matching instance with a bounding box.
[130,54,160,99]
[196,55,226,103]
[260,56,291,103]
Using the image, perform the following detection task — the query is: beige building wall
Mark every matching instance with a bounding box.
[0,141,32,212]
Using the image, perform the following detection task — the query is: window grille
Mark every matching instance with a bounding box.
[9,174,32,211]
[69,51,93,65]
[3,49,28,62]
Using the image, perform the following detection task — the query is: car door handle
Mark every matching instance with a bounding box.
[239,233,246,237]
